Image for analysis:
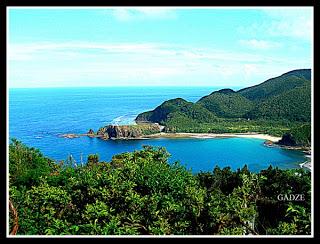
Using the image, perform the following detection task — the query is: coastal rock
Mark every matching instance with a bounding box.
[264,140,274,147]
[60,134,80,139]
[97,123,162,139]
[277,133,297,146]
[87,129,95,137]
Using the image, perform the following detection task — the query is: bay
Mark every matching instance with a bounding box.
[8,87,306,173]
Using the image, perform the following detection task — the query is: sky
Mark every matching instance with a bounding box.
[7,7,313,88]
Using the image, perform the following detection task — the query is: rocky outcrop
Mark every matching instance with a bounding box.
[59,130,101,139]
[264,140,274,147]
[97,123,162,139]
[107,125,141,139]
[276,133,297,146]
[87,129,95,138]
[60,134,80,139]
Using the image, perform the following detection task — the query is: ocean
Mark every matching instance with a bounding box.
[8,87,306,173]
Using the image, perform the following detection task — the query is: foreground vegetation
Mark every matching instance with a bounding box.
[9,139,311,235]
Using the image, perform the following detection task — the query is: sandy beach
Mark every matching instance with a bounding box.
[144,132,282,142]
[60,131,281,142]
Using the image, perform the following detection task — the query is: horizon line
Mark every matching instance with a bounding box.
[8,85,244,89]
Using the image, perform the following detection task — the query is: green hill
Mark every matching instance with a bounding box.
[238,69,311,102]
[197,89,254,118]
[246,83,311,122]
[136,98,218,125]
[135,69,311,140]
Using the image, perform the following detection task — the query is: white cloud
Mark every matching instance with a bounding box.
[238,7,312,42]
[244,64,259,78]
[112,8,132,21]
[7,42,171,62]
[263,8,312,41]
[111,7,176,21]
[239,39,281,50]
[8,41,311,88]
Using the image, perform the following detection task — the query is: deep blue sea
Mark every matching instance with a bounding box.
[9,87,306,173]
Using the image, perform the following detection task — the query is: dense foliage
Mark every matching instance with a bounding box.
[9,139,56,187]
[161,118,298,136]
[9,140,311,235]
[277,124,311,147]
[136,98,218,124]
[238,69,311,102]
[197,89,254,118]
[246,84,311,122]
[135,69,311,145]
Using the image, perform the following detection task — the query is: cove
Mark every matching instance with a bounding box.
[43,136,306,173]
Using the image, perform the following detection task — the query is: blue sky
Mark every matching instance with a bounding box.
[8,7,313,88]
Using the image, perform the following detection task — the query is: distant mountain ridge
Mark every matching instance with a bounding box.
[237,69,311,102]
[136,69,311,124]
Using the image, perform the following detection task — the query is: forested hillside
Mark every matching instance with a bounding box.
[238,69,311,102]
[197,88,254,118]
[136,98,218,124]
[246,83,311,122]
[135,69,311,144]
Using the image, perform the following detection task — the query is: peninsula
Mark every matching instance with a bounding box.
[93,69,311,150]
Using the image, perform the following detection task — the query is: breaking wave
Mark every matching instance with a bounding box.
[111,115,137,125]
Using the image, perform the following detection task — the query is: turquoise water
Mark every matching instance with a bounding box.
[9,87,306,173]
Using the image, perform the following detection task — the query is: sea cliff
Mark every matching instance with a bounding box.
[97,123,163,139]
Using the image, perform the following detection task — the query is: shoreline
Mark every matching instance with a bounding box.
[58,131,311,167]
[59,131,281,142]
[142,132,282,142]
[299,160,312,171]
[60,131,310,153]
